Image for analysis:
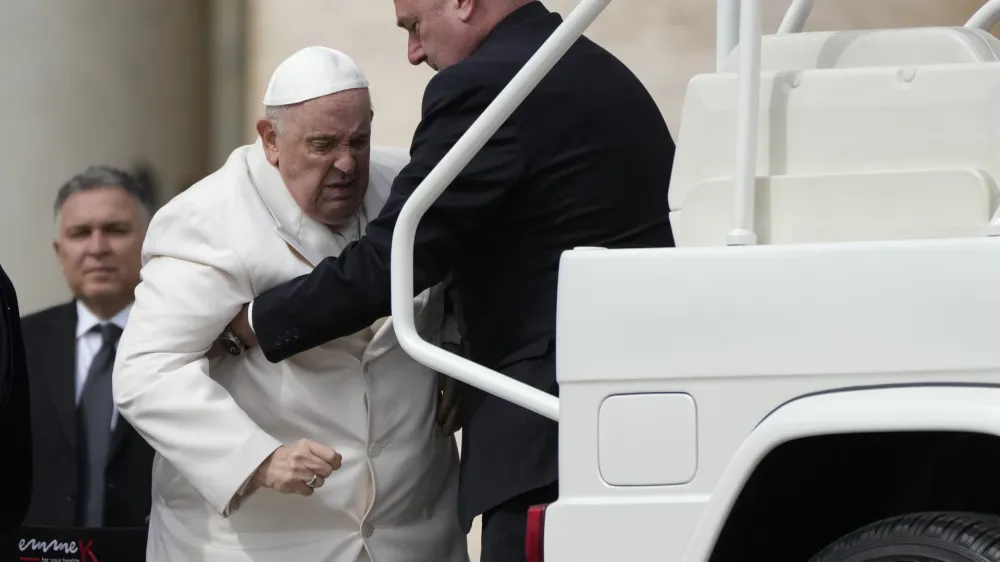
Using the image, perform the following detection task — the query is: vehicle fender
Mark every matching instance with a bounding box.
[682,384,1000,561]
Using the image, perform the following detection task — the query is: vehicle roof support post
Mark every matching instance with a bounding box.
[727,0,763,246]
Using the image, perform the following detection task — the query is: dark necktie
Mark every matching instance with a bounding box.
[77,322,123,527]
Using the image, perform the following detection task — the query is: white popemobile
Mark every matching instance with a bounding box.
[394,0,1000,560]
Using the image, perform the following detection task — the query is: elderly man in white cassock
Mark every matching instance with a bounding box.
[111,46,468,562]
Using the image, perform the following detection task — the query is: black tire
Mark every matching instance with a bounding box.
[810,512,1000,562]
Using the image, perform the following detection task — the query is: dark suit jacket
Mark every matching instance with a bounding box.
[251,1,675,529]
[20,302,154,527]
[0,265,32,532]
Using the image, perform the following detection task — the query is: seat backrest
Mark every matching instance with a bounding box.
[722,27,1000,72]
[670,27,1000,247]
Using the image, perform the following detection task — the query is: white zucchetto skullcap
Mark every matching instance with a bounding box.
[262,46,369,107]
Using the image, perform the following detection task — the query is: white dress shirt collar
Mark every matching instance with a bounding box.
[76,300,131,339]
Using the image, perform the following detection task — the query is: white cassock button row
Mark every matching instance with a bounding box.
[368,444,381,458]
[361,522,374,538]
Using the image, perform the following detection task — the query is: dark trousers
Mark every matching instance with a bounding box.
[480,482,559,562]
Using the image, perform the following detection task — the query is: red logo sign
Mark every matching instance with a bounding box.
[17,536,98,562]
[78,539,98,562]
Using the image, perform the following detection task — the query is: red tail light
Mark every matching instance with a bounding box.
[526,503,549,562]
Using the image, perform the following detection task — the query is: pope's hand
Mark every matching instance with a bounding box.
[251,439,342,496]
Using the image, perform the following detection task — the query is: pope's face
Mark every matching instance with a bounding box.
[260,89,373,227]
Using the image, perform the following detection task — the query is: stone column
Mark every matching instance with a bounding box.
[208,0,249,170]
[0,0,208,313]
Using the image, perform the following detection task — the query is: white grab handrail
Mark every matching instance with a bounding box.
[966,0,1000,31]
[389,0,615,423]
[727,0,762,246]
[777,0,815,34]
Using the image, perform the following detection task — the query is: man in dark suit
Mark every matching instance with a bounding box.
[0,264,32,532]
[21,166,155,528]
[221,1,675,559]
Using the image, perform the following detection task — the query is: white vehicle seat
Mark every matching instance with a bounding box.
[721,27,1000,72]
[670,27,1000,247]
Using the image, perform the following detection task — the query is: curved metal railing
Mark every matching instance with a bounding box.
[388,0,764,420]
[388,0,616,422]
[967,0,1000,31]
[777,0,816,34]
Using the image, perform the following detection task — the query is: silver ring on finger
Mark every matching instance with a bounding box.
[305,474,321,489]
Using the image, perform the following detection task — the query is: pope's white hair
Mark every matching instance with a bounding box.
[265,104,290,135]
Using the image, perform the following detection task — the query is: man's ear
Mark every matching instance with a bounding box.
[256,118,280,166]
[52,239,60,257]
[456,0,476,22]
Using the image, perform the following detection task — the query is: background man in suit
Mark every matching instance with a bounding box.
[20,165,155,528]
[0,263,32,532]
[221,1,675,560]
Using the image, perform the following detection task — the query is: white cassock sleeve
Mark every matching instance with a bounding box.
[112,196,282,517]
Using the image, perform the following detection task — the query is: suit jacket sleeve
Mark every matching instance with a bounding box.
[112,199,283,516]
[0,264,31,532]
[253,67,525,363]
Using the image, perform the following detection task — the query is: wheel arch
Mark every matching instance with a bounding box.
[682,384,1000,562]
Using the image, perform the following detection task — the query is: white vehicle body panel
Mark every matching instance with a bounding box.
[547,239,1000,560]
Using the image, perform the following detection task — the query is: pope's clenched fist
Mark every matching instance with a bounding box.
[252,438,342,496]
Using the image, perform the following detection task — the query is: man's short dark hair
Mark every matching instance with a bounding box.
[54,165,154,223]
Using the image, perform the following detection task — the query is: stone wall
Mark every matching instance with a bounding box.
[0,0,208,314]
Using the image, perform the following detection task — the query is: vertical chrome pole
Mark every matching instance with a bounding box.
[727,0,762,246]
